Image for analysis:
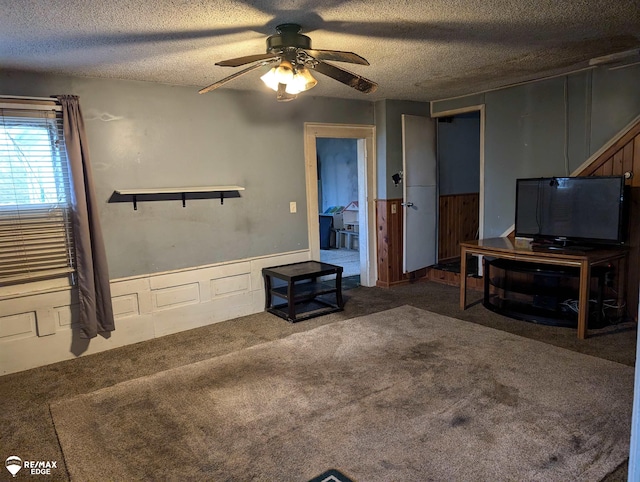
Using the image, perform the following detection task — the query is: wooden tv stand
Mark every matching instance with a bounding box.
[460,237,628,339]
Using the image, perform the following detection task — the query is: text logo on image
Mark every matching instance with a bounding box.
[5,456,22,477]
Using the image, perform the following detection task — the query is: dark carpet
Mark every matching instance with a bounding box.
[0,281,636,481]
[50,306,633,481]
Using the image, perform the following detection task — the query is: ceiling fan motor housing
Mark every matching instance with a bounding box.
[267,24,311,53]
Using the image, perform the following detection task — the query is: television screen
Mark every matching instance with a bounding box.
[515,176,626,246]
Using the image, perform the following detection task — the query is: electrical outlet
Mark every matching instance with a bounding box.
[391,203,397,214]
[290,201,297,213]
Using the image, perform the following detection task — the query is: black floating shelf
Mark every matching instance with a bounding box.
[111,186,244,210]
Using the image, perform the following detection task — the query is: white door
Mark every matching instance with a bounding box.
[402,114,437,273]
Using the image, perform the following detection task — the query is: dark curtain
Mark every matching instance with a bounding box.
[57,95,115,339]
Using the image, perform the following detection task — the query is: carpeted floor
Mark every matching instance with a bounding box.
[50,306,634,481]
[0,281,636,481]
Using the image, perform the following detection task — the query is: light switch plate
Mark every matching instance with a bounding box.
[290,201,297,213]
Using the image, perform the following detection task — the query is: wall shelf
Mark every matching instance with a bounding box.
[113,186,245,209]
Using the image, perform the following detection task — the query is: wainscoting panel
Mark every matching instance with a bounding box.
[0,250,310,375]
[152,291,255,338]
[0,312,36,341]
[153,283,201,311]
[211,274,251,297]
[55,304,79,329]
[376,199,427,287]
[111,294,140,319]
[35,308,57,337]
[438,193,479,261]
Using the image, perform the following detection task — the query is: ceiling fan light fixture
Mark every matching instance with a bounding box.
[260,67,279,91]
[274,60,294,84]
[203,24,376,99]
[285,83,301,95]
[296,67,318,91]
[285,67,318,94]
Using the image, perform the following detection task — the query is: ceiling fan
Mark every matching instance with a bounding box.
[198,23,378,101]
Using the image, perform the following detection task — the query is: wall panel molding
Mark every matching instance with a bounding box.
[376,199,426,287]
[0,250,310,375]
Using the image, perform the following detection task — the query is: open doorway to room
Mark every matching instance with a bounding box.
[317,138,360,280]
[432,108,483,276]
[303,123,377,287]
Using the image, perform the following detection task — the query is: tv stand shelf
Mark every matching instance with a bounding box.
[460,237,628,339]
[483,258,609,328]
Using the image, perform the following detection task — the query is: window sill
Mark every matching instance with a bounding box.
[0,277,74,301]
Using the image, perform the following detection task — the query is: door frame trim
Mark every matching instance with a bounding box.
[303,123,377,287]
[429,105,485,241]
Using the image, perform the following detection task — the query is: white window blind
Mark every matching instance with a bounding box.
[0,105,75,285]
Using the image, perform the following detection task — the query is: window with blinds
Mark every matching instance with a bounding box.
[0,105,75,285]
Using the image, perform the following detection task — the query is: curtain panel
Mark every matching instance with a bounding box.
[56,95,115,339]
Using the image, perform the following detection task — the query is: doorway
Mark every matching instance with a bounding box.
[303,123,377,287]
[316,138,360,278]
[432,106,484,274]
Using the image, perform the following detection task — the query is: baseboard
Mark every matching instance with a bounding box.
[426,267,484,291]
[376,275,429,288]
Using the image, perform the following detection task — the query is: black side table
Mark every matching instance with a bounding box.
[262,261,344,322]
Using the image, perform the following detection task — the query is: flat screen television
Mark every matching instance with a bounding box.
[515,176,627,247]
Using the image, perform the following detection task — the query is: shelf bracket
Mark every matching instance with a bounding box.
[133,195,138,211]
[220,192,224,205]
[182,192,186,208]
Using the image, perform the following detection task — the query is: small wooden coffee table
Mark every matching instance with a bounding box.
[262,261,344,322]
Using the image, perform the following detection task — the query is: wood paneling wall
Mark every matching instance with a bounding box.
[376,194,478,287]
[438,193,479,261]
[577,118,640,321]
[375,199,426,287]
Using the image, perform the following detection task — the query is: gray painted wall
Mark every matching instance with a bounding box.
[0,70,374,278]
[482,80,567,236]
[591,66,640,151]
[431,65,640,238]
[316,138,358,212]
[4,64,637,277]
[438,113,480,196]
[374,100,388,198]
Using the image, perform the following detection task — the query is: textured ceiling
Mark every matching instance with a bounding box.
[1,0,640,102]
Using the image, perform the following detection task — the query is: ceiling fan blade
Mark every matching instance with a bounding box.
[312,61,378,94]
[304,49,369,65]
[199,59,278,94]
[216,53,279,67]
